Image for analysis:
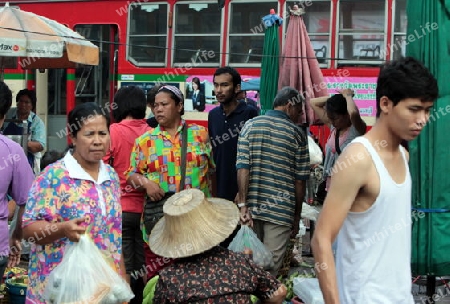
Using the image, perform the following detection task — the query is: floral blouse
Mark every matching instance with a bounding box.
[154,246,281,303]
[22,152,122,304]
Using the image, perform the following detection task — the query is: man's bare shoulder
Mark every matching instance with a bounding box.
[330,141,372,178]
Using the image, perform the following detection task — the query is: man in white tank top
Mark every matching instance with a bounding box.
[311,57,438,304]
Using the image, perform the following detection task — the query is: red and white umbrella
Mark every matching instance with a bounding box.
[0,2,99,69]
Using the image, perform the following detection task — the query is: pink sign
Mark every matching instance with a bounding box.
[325,76,377,117]
[186,75,256,83]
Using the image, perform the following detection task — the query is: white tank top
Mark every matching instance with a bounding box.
[336,137,414,304]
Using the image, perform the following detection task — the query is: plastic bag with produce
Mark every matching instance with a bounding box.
[43,235,134,304]
[228,225,274,270]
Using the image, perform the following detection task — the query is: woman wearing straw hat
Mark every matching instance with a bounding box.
[146,188,286,303]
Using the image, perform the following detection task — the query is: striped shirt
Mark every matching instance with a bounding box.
[236,110,310,226]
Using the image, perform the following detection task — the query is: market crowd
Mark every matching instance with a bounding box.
[0,56,439,304]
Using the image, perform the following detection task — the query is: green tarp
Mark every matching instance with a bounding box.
[260,13,282,114]
[407,0,450,275]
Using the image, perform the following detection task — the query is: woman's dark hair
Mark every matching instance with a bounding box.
[326,94,348,116]
[376,56,438,117]
[16,89,37,112]
[192,77,201,90]
[112,86,147,122]
[0,81,12,119]
[157,86,185,116]
[147,83,165,108]
[67,102,110,138]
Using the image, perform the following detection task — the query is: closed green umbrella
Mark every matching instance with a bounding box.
[407,0,450,276]
[259,10,282,114]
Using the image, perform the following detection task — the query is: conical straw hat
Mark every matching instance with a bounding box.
[149,188,239,259]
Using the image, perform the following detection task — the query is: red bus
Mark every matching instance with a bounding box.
[2,0,407,151]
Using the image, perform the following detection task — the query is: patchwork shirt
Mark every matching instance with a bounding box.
[126,121,214,196]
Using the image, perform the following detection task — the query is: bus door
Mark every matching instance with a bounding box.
[74,24,119,110]
[46,24,118,152]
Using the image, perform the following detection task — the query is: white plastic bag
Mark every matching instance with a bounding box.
[293,278,324,304]
[228,225,274,270]
[301,202,320,221]
[308,136,323,165]
[44,235,134,304]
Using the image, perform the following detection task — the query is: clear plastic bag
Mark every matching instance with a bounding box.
[228,225,274,270]
[44,234,134,304]
[308,135,323,165]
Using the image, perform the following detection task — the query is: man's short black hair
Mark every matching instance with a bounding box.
[213,66,242,88]
[376,57,438,117]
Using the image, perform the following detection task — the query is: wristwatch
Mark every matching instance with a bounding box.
[237,203,247,208]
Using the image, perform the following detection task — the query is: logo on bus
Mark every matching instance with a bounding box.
[0,44,13,51]
[0,44,20,52]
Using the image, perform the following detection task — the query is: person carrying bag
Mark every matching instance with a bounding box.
[126,85,215,280]
[143,124,188,233]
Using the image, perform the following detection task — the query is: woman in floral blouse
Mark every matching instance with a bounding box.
[22,102,124,303]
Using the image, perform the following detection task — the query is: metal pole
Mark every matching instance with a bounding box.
[427,275,436,303]
[22,120,28,154]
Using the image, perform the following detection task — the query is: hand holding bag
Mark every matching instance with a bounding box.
[44,235,134,304]
[228,225,274,270]
[143,124,188,233]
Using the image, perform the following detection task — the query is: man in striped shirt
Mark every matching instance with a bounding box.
[236,86,310,276]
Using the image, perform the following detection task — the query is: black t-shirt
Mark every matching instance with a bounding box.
[208,101,258,201]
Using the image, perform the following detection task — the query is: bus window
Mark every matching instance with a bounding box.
[173,2,221,66]
[392,0,407,60]
[228,1,279,65]
[128,3,168,66]
[285,1,332,67]
[74,24,118,109]
[337,0,385,64]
